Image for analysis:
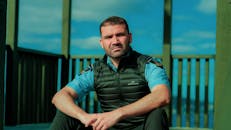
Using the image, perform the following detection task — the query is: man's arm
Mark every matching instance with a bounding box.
[51,86,97,126]
[117,84,170,119]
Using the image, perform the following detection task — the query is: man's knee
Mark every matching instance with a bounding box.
[145,108,169,130]
[50,110,81,130]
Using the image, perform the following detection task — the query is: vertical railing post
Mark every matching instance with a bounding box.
[214,0,231,130]
[163,0,172,124]
[163,0,172,78]
[0,0,7,128]
[60,0,72,87]
[5,0,19,125]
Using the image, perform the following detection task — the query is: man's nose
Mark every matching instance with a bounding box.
[112,35,119,43]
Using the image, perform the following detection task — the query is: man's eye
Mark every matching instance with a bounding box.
[117,33,126,37]
[104,36,112,39]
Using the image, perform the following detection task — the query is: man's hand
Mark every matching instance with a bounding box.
[91,110,122,130]
[79,113,98,128]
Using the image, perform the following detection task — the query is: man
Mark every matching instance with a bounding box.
[50,16,171,130]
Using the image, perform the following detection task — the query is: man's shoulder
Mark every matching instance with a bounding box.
[137,53,163,68]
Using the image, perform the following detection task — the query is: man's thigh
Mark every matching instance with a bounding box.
[144,108,169,130]
[50,110,92,130]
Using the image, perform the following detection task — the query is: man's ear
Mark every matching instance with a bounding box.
[129,33,132,44]
[99,39,104,48]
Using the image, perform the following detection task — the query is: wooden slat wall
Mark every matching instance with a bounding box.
[71,55,215,129]
[69,57,101,114]
[171,56,215,129]
[5,47,61,124]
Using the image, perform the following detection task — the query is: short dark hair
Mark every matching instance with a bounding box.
[99,16,130,35]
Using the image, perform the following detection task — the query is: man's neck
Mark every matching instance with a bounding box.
[110,57,121,68]
[107,47,132,68]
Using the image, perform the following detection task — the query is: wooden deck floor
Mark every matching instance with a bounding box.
[4,123,50,130]
[4,123,212,130]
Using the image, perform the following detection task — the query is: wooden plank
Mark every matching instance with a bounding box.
[0,0,7,128]
[5,0,19,125]
[181,59,188,127]
[163,0,172,78]
[189,59,196,127]
[80,59,89,111]
[68,59,73,82]
[199,59,206,127]
[60,0,71,90]
[215,0,231,130]
[57,59,62,91]
[62,0,71,59]
[170,127,212,130]
[171,58,179,127]
[71,59,76,80]
[208,59,214,128]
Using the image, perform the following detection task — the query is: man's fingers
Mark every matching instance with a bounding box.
[85,118,97,127]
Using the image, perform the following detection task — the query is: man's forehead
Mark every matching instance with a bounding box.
[101,24,127,32]
[101,23,126,28]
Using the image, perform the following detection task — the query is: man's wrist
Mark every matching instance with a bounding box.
[114,108,126,121]
[75,110,88,122]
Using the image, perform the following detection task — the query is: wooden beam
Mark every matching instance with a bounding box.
[5,0,19,125]
[162,0,172,123]
[214,0,231,130]
[163,0,172,79]
[60,0,71,87]
[62,0,71,59]
[0,0,7,128]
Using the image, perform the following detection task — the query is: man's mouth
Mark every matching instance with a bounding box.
[111,45,122,51]
[111,47,122,52]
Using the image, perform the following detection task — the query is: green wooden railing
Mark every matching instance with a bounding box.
[5,46,62,125]
[68,55,215,130]
[4,46,215,130]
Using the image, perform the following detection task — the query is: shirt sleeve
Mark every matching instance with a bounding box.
[66,66,94,101]
[145,62,170,90]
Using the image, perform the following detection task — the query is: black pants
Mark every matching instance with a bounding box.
[50,108,169,130]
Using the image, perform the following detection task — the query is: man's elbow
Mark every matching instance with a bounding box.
[162,92,171,105]
[164,95,171,105]
[51,92,59,105]
[51,95,56,105]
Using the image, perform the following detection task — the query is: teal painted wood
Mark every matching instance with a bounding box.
[80,59,88,111]
[71,56,215,129]
[208,59,214,128]
[181,59,188,127]
[88,58,95,113]
[171,58,179,127]
[75,59,80,75]
[57,59,62,91]
[190,59,196,127]
[68,59,73,82]
[199,59,206,127]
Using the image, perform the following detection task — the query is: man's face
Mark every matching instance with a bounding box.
[100,24,132,59]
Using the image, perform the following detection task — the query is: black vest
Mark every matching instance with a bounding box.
[93,50,152,129]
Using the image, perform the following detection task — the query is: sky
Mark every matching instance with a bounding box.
[16,0,216,56]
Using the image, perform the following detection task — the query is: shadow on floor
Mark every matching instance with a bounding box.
[4,123,50,130]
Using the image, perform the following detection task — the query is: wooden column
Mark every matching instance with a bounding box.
[162,0,172,123]
[214,0,231,130]
[163,0,172,79]
[61,0,71,87]
[0,0,7,128]
[5,0,19,125]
